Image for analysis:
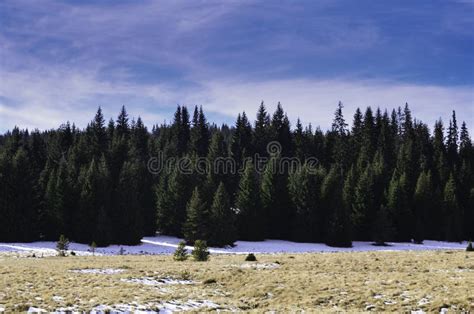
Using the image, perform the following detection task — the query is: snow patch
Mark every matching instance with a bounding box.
[0,236,468,256]
[121,277,195,286]
[234,262,281,270]
[27,307,47,313]
[89,299,221,313]
[69,268,125,274]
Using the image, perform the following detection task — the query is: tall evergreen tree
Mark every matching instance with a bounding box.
[322,166,352,247]
[235,161,264,240]
[443,173,463,242]
[413,170,434,243]
[183,187,209,244]
[209,182,237,247]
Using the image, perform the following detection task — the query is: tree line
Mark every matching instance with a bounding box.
[0,102,472,247]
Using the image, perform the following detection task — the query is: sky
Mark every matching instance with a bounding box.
[0,0,473,133]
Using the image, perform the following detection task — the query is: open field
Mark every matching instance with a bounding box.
[1,250,473,312]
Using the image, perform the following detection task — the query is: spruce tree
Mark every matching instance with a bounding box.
[352,165,376,240]
[253,101,271,157]
[183,187,209,244]
[174,241,189,261]
[322,166,352,247]
[373,205,394,245]
[413,170,434,243]
[387,171,413,242]
[209,182,237,247]
[235,161,264,240]
[443,173,463,242]
[261,155,291,239]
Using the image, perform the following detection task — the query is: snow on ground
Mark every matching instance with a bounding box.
[27,299,224,313]
[230,262,281,270]
[69,268,126,274]
[0,235,468,256]
[120,277,195,286]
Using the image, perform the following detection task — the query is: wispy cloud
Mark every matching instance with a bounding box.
[1,65,472,131]
[0,0,472,132]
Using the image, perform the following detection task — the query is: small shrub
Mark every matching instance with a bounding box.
[180,270,191,280]
[467,241,473,252]
[90,241,97,256]
[119,247,125,255]
[56,234,70,257]
[245,253,257,261]
[192,240,209,262]
[174,241,189,261]
[203,278,217,284]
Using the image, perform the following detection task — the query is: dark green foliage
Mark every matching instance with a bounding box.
[372,205,395,245]
[467,241,473,252]
[209,183,237,247]
[413,170,434,243]
[245,253,257,261]
[174,241,189,261]
[387,171,413,242]
[56,234,69,256]
[192,240,210,261]
[183,188,209,244]
[0,104,471,246]
[90,241,97,255]
[323,166,352,247]
[235,161,264,241]
[444,173,463,242]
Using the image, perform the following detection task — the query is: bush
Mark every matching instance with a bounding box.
[467,241,473,252]
[56,234,70,257]
[192,240,209,261]
[174,241,189,261]
[203,278,217,284]
[245,253,257,261]
[180,270,191,280]
[90,241,97,256]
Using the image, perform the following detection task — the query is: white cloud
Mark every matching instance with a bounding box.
[1,66,472,132]
[179,79,473,130]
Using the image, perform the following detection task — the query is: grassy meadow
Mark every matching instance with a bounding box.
[0,250,473,312]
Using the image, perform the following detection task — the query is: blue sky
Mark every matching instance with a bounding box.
[0,0,473,132]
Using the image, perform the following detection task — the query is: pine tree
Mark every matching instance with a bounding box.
[56,234,70,257]
[190,106,210,157]
[116,106,130,138]
[209,182,237,247]
[192,240,210,261]
[113,161,143,245]
[261,155,291,239]
[352,165,376,240]
[322,166,352,247]
[413,170,434,243]
[372,205,394,245]
[90,107,107,158]
[183,188,209,244]
[331,102,349,171]
[253,101,271,157]
[443,173,463,242]
[270,102,293,157]
[387,171,413,242]
[288,163,321,242]
[174,241,189,261]
[155,169,173,234]
[446,111,459,169]
[235,161,264,240]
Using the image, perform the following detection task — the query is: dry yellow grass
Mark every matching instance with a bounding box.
[0,250,473,312]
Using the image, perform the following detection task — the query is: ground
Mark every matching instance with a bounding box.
[0,250,473,312]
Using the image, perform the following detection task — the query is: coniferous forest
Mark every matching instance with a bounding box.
[0,102,473,248]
